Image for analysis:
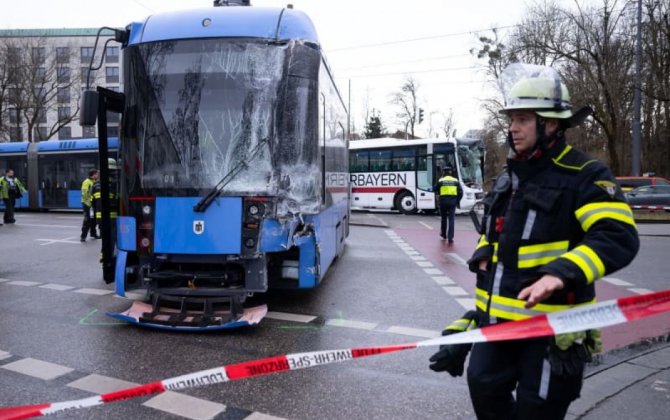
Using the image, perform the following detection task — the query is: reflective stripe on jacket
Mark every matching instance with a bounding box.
[437,175,459,196]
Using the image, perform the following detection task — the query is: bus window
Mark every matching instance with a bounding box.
[417,155,433,191]
[391,147,415,171]
[369,150,391,172]
[350,150,369,173]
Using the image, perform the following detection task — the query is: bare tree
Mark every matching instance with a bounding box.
[389,75,420,139]
[0,37,83,142]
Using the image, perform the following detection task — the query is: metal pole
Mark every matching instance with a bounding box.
[632,0,642,176]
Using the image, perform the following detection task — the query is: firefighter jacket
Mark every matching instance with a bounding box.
[435,175,463,206]
[92,178,119,220]
[467,138,639,324]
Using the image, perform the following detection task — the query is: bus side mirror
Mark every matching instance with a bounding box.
[79,90,99,126]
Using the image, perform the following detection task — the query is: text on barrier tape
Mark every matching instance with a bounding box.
[1,289,669,420]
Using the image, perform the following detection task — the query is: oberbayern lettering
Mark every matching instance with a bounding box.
[350,173,407,187]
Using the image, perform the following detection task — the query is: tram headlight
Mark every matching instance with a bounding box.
[248,203,264,217]
[245,238,256,248]
[140,237,151,248]
[142,205,152,215]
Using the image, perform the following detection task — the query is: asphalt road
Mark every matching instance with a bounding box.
[0,210,667,419]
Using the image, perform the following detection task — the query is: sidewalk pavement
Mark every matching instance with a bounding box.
[349,210,670,419]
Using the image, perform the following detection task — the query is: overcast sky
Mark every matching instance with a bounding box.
[1,0,585,137]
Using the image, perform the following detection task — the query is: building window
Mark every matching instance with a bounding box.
[32,47,45,65]
[107,126,119,137]
[36,108,47,124]
[105,66,119,83]
[58,107,71,122]
[33,126,47,140]
[106,46,119,63]
[57,87,70,104]
[83,126,96,137]
[80,47,94,64]
[10,127,22,141]
[9,108,19,124]
[81,67,95,86]
[58,126,72,140]
[36,67,46,80]
[57,67,71,84]
[56,47,70,64]
[33,87,47,102]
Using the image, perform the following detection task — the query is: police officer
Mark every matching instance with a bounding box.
[0,169,26,224]
[429,64,639,419]
[92,158,119,268]
[434,166,463,243]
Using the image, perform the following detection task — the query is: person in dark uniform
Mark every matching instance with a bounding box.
[434,166,463,244]
[429,64,639,420]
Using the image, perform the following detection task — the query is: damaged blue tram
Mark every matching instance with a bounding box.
[87,4,349,329]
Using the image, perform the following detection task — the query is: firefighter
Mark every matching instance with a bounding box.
[92,158,119,265]
[429,64,639,420]
[434,166,462,243]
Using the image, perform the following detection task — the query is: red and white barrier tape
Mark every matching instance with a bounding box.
[2,289,669,420]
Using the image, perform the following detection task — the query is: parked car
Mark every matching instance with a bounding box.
[616,176,670,192]
[625,185,670,207]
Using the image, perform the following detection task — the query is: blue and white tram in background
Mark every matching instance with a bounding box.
[0,138,118,210]
[81,3,350,330]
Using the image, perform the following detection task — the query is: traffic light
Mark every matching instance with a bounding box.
[418,108,424,124]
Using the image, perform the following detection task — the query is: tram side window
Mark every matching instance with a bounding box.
[391,148,415,171]
[369,150,391,172]
[350,150,369,173]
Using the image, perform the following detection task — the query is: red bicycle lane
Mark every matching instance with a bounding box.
[393,226,670,352]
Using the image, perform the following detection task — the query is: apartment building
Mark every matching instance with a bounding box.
[0,28,120,141]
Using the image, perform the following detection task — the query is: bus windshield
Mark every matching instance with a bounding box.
[457,142,483,188]
[123,39,286,193]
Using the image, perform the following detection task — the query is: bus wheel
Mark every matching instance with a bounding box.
[395,191,417,215]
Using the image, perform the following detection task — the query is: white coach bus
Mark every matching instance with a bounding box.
[349,137,484,214]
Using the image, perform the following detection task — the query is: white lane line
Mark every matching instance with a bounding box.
[629,288,654,295]
[456,298,476,310]
[6,280,41,287]
[244,412,289,420]
[326,319,377,330]
[386,326,441,338]
[445,252,468,266]
[20,223,78,228]
[415,261,434,268]
[74,288,114,296]
[266,311,317,323]
[602,277,634,287]
[68,374,138,394]
[0,278,11,283]
[37,237,82,245]
[418,221,433,230]
[1,358,73,380]
[0,350,11,361]
[39,283,75,291]
[443,286,469,296]
[409,255,427,261]
[144,391,226,420]
[423,268,443,275]
[432,276,455,285]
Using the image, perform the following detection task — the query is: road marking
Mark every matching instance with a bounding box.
[415,261,434,268]
[245,413,289,420]
[68,374,138,394]
[409,255,427,261]
[266,311,317,323]
[0,278,11,283]
[418,221,433,230]
[423,268,443,275]
[21,223,78,229]
[144,391,227,420]
[6,280,41,287]
[432,276,455,285]
[629,288,654,295]
[325,319,377,330]
[443,286,469,296]
[0,350,11,361]
[386,326,440,338]
[37,237,82,245]
[456,298,476,310]
[1,358,74,380]
[444,252,468,266]
[602,277,634,287]
[75,288,115,296]
[39,283,75,291]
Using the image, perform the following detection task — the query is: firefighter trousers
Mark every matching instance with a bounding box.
[467,337,584,420]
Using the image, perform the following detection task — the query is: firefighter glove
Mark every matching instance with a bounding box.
[548,330,601,377]
[429,331,472,377]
